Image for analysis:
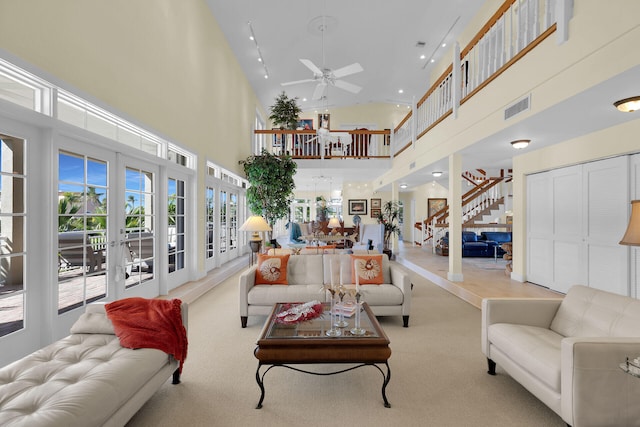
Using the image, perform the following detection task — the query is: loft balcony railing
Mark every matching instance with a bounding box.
[253,129,391,159]
[394,0,563,153]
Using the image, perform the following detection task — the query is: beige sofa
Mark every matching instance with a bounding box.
[0,301,187,427]
[482,285,640,427]
[239,253,411,328]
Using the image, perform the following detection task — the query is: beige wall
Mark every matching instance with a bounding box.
[300,102,408,131]
[0,0,258,176]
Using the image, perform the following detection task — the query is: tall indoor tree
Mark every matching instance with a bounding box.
[239,149,297,232]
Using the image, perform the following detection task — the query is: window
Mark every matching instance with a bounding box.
[0,135,26,337]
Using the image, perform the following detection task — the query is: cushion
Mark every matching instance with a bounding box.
[350,254,384,285]
[255,254,290,285]
[550,285,640,338]
[70,311,115,334]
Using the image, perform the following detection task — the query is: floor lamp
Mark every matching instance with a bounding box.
[239,215,272,266]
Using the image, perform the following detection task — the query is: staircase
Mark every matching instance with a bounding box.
[414,170,511,248]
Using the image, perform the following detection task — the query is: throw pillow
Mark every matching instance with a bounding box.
[350,254,384,285]
[255,254,290,285]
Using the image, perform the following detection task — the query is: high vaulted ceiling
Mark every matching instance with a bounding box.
[206,1,640,193]
[206,0,483,111]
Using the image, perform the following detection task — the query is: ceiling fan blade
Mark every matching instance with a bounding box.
[332,62,363,79]
[333,79,362,94]
[299,59,323,75]
[281,78,315,87]
[312,82,327,100]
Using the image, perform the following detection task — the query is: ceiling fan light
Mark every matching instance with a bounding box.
[432,171,443,177]
[511,139,530,149]
[614,96,640,113]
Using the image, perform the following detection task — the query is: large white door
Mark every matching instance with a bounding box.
[121,155,160,299]
[54,138,117,337]
[166,168,193,291]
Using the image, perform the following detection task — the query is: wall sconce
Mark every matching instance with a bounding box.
[432,171,443,177]
[613,96,640,113]
[510,139,530,149]
[620,200,640,246]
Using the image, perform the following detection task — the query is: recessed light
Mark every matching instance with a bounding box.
[398,89,404,94]
[420,54,426,59]
[430,59,435,63]
[264,74,268,79]
[258,57,262,62]
[442,43,447,48]
[432,171,443,177]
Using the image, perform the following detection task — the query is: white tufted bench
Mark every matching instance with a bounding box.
[0,301,187,427]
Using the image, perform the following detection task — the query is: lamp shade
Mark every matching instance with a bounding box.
[620,200,640,246]
[328,217,341,229]
[239,215,272,240]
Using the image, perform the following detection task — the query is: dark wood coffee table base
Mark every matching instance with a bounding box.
[254,360,391,409]
[254,302,392,409]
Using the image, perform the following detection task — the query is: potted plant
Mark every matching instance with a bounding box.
[315,195,333,222]
[239,149,297,234]
[268,91,302,130]
[377,200,401,258]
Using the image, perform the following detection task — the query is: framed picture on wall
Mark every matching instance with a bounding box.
[371,198,381,209]
[428,198,447,217]
[348,199,367,215]
[297,119,313,130]
[317,113,330,129]
[371,208,381,218]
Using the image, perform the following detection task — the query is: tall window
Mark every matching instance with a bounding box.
[168,178,185,273]
[124,167,155,288]
[205,186,215,259]
[220,191,227,253]
[57,151,108,313]
[0,135,25,337]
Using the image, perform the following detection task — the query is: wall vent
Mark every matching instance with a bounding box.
[410,162,416,169]
[504,95,530,120]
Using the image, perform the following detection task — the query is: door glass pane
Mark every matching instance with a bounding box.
[168,177,186,273]
[205,186,215,260]
[229,192,237,251]
[0,135,25,336]
[125,167,154,288]
[57,151,107,314]
[220,191,227,254]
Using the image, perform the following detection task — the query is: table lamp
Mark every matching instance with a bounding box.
[620,200,640,245]
[239,215,272,264]
[328,216,341,234]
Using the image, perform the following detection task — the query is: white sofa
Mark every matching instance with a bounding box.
[482,285,640,427]
[0,301,187,427]
[239,253,411,328]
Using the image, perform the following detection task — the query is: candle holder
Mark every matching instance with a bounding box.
[325,286,341,337]
[350,291,366,336]
[335,286,348,328]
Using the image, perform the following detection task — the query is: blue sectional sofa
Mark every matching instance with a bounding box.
[437,231,512,257]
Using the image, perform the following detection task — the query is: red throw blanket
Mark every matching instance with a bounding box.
[105,297,188,372]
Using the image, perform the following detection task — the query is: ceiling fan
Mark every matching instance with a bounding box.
[281,58,363,100]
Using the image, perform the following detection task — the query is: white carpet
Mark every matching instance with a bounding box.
[126,268,565,427]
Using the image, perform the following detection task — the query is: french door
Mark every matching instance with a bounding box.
[218,188,239,263]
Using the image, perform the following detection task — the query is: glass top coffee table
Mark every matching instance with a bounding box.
[254,302,392,409]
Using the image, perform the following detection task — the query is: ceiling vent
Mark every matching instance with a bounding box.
[504,95,530,120]
[415,41,426,48]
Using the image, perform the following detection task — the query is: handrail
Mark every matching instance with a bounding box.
[253,129,391,160]
[396,0,558,150]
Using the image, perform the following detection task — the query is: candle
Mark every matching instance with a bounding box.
[355,260,360,291]
[330,260,334,287]
[340,262,343,286]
